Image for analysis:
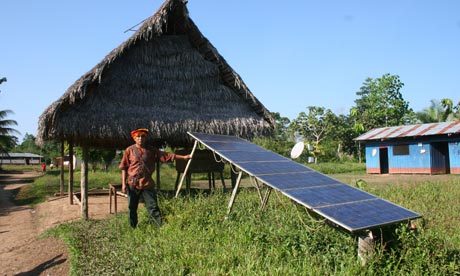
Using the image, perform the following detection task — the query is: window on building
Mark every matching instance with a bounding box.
[393,144,409,155]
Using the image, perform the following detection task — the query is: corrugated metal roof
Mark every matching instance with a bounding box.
[0,153,43,158]
[354,121,460,141]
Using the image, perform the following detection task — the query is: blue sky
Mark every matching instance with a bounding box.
[1,1,459,142]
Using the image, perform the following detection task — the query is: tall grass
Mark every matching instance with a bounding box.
[7,163,460,275]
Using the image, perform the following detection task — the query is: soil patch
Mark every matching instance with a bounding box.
[0,171,127,276]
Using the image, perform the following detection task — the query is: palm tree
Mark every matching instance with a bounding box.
[0,77,20,153]
[415,99,444,123]
[0,109,19,152]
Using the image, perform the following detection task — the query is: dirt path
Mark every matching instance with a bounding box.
[0,171,127,276]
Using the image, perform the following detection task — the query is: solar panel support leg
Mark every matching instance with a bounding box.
[175,140,198,198]
[227,171,243,215]
[357,230,375,266]
[250,177,264,204]
[260,187,272,211]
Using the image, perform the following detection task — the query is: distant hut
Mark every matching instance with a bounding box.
[354,121,460,174]
[36,0,275,218]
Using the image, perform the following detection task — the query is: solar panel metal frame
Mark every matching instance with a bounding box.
[187,132,422,233]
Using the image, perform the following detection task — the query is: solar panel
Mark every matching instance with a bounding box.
[315,199,420,231]
[188,132,422,233]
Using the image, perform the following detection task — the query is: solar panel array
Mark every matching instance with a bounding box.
[189,132,421,233]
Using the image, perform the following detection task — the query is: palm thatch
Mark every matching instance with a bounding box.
[37,0,275,149]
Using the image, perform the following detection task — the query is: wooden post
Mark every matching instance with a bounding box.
[81,145,89,219]
[250,177,264,204]
[260,187,272,211]
[230,164,237,188]
[175,140,198,198]
[60,140,65,196]
[227,170,243,215]
[156,161,160,192]
[68,141,74,205]
[357,230,375,265]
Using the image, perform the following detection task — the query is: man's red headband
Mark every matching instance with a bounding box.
[131,128,149,138]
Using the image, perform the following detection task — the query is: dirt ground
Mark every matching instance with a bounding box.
[0,171,128,276]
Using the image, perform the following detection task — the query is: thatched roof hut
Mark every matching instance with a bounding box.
[37,0,274,149]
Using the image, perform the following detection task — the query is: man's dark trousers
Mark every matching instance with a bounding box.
[127,185,162,228]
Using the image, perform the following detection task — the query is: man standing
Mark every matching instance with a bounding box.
[119,128,191,228]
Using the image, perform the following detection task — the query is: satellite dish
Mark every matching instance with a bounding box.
[290,142,304,159]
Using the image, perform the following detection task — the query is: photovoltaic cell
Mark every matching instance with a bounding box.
[201,140,264,152]
[240,161,311,176]
[258,172,338,190]
[283,184,376,208]
[221,151,288,162]
[188,132,422,233]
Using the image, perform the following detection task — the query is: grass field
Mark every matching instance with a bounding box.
[4,163,460,275]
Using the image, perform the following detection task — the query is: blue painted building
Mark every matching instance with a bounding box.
[354,121,460,174]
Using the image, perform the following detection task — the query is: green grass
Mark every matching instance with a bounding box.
[7,163,460,275]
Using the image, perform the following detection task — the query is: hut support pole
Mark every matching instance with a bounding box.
[226,170,243,215]
[81,145,89,219]
[175,140,198,198]
[68,141,74,204]
[60,140,65,196]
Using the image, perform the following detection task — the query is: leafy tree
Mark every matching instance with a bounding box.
[327,114,358,161]
[72,146,118,172]
[101,149,117,172]
[253,112,294,158]
[441,98,460,121]
[39,140,61,165]
[15,133,40,153]
[351,74,415,131]
[290,106,336,162]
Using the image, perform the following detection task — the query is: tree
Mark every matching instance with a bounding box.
[0,110,19,152]
[0,77,6,93]
[351,74,415,131]
[452,100,460,121]
[15,133,40,153]
[441,98,460,121]
[415,98,460,123]
[0,77,20,152]
[271,112,292,139]
[415,99,445,123]
[101,149,117,172]
[326,113,359,161]
[290,106,336,162]
[253,112,294,158]
[72,146,118,172]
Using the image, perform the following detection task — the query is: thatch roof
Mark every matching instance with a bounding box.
[37,0,275,149]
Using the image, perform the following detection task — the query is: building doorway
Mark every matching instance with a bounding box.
[379,147,389,174]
